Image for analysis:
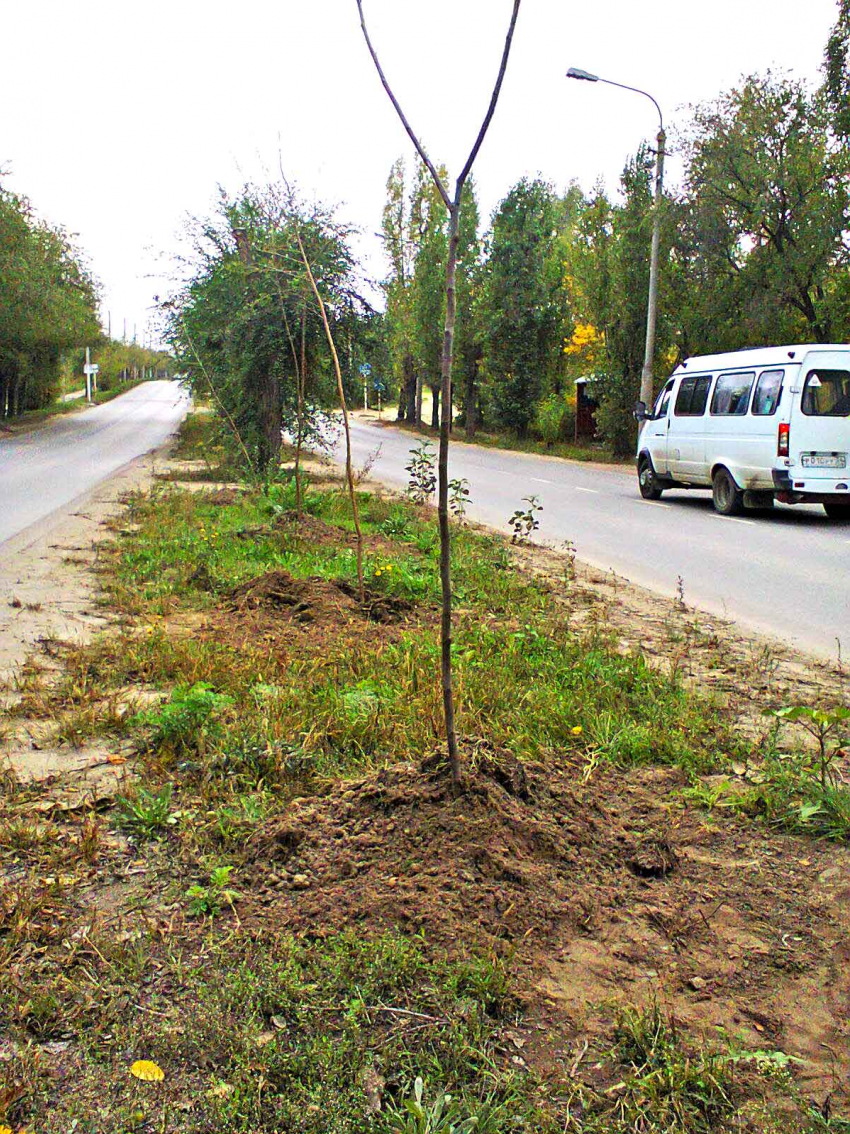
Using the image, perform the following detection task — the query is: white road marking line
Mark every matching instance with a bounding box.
[529,477,554,484]
[639,500,670,508]
[574,487,599,494]
[713,515,756,526]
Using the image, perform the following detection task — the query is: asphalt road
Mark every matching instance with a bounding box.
[0,381,189,547]
[336,417,850,661]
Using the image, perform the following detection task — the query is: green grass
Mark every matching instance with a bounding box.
[25,931,543,1134]
[686,749,850,842]
[72,471,729,793]
[6,412,848,1131]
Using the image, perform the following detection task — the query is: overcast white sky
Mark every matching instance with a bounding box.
[1,0,838,343]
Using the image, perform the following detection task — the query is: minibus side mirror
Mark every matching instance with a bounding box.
[633,400,649,422]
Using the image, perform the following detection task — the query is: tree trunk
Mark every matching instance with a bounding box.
[464,346,481,439]
[296,308,307,514]
[430,384,440,429]
[438,203,461,782]
[261,369,282,476]
[355,0,522,788]
[415,369,423,426]
[404,354,417,422]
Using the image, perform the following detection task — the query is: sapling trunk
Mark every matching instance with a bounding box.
[294,228,365,601]
[297,308,307,516]
[356,0,522,784]
[279,299,305,517]
[438,202,461,776]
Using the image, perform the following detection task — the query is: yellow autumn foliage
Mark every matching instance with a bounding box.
[564,322,604,356]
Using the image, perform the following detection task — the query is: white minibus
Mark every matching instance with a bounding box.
[635,344,850,520]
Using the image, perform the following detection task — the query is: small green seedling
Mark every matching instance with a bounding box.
[388,1076,478,1134]
[767,704,850,788]
[448,477,471,521]
[186,865,239,917]
[117,783,177,839]
[405,442,437,504]
[508,496,542,545]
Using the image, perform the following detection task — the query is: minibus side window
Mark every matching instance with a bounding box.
[710,371,755,416]
[689,376,712,416]
[751,369,783,416]
[801,369,850,416]
[674,377,696,414]
[674,375,712,416]
[653,381,674,419]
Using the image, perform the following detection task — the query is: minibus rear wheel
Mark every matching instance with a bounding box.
[638,457,663,500]
[712,467,743,515]
[824,502,850,521]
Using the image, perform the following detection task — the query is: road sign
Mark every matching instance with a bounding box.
[359,363,372,377]
[83,363,100,375]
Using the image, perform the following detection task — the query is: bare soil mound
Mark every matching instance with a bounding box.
[245,748,850,1100]
[248,744,620,948]
[276,511,402,558]
[228,569,415,627]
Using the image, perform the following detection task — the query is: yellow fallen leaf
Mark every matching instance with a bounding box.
[107,754,127,765]
[0,1125,13,1134]
[130,1059,165,1082]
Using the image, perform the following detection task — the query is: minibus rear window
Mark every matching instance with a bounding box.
[751,369,783,416]
[710,372,755,416]
[801,370,850,416]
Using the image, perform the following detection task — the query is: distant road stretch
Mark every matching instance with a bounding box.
[332,417,849,661]
[0,381,189,547]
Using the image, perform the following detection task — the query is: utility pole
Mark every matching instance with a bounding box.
[641,125,665,410]
[566,67,666,409]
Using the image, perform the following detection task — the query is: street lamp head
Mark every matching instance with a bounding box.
[566,67,599,82]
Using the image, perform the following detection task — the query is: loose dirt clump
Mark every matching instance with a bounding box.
[247,744,606,949]
[276,511,404,558]
[244,748,850,1102]
[225,569,416,632]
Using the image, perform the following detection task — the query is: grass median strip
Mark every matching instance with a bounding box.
[2,414,849,1130]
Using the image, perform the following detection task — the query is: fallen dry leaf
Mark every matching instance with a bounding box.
[130,1059,165,1082]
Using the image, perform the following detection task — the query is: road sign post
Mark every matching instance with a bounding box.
[359,363,372,413]
[83,349,100,403]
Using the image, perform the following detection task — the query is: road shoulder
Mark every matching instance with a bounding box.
[0,440,176,693]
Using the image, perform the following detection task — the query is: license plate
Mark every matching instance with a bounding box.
[801,453,846,468]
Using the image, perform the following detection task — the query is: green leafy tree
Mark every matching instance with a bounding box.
[557,160,665,456]
[167,184,363,477]
[825,0,850,139]
[382,159,418,423]
[681,73,850,345]
[0,187,100,417]
[455,179,482,438]
[411,171,449,428]
[480,178,562,437]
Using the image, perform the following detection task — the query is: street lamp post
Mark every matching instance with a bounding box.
[566,67,666,411]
